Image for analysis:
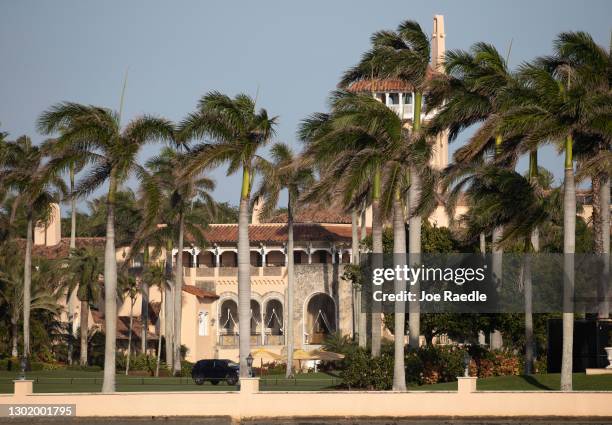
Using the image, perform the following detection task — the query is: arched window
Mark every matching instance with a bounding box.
[304,293,336,345]
[264,299,284,345]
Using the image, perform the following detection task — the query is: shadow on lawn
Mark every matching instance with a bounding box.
[520,375,555,390]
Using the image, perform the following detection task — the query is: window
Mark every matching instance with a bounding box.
[403,93,413,104]
[388,93,399,105]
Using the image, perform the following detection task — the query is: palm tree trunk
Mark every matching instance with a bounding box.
[490,134,505,350]
[156,287,164,377]
[173,211,185,375]
[524,150,538,375]
[351,209,360,342]
[479,233,486,254]
[599,173,610,318]
[68,164,76,365]
[126,300,134,375]
[371,167,383,357]
[11,316,19,358]
[164,241,174,368]
[141,245,149,353]
[561,135,575,392]
[80,300,89,366]
[285,194,295,378]
[102,172,118,393]
[238,166,252,377]
[23,212,32,358]
[408,167,421,350]
[359,208,367,348]
[594,173,610,319]
[392,193,407,391]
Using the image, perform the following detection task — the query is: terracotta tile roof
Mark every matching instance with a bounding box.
[18,237,106,259]
[347,78,414,93]
[91,311,159,340]
[263,204,351,224]
[199,223,363,245]
[346,68,437,93]
[182,285,219,300]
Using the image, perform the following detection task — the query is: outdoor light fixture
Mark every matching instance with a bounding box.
[246,353,254,377]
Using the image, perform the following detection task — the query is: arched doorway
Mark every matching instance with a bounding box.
[264,299,284,345]
[304,293,336,345]
[218,299,238,346]
[250,300,262,346]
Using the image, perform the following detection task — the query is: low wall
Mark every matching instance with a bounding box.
[3,378,612,419]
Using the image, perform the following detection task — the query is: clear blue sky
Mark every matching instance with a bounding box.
[1,0,610,211]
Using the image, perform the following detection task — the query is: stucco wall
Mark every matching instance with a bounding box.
[7,378,612,419]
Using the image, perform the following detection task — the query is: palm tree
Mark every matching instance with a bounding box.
[459,165,553,374]
[252,143,314,377]
[300,90,418,382]
[0,244,60,357]
[118,271,138,375]
[179,91,277,378]
[38,103,174,392]
[63,247,102,366]
[0,136,65,358]
[143,263,167,377]
[341,19,432,351]
[44,141,87,365]
[498,39,611,389]
[146,147,216,375]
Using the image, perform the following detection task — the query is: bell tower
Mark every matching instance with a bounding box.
[429,14,449,170]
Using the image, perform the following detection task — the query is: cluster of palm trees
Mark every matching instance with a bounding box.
[0,16,609,395]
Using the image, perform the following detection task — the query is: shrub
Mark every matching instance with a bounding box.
[180,360,194,377]
[29,362,45,371]
[340,347,393,390]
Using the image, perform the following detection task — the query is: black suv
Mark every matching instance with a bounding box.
[191,359,239,385]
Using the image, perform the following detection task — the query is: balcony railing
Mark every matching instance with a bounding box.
[180,265,287,280]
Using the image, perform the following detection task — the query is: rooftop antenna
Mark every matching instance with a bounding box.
[118,67,129,126]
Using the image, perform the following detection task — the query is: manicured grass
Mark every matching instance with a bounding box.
[0,370,340,393]
[0,370,610,393]
[408,374,612,391]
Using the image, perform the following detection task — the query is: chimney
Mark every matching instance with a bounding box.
[432,15,445,71]
[34,203,62,246]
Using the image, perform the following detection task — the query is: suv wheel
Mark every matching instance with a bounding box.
[226,375,238,386]
[194,377,205,385]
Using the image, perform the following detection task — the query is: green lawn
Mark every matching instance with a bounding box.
[0,370,610,393]
[408,374,612,391]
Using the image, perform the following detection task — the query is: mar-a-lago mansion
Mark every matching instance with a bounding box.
[29,15,606,363]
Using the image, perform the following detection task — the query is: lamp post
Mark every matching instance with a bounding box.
[246,353,254,377]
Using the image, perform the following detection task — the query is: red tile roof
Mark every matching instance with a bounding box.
[182,285,219,300]
[347,78,414,93]
[263,205,351,224]
[18,237,106,260]
[198,223,363,245]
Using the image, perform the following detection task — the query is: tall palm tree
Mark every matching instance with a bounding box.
[498,40,611,389]
[38,103,174,392]
[118,271,138,375]
[460,165,553,374]
[0,136,65,358]
[341,19,432,350]
[143,262,167,377]
[300,90,416,375]
[63,247,102,366]
[0,243,60,357]
[146,147,215,375]
[252,143,314,377]
[179,92,277,378]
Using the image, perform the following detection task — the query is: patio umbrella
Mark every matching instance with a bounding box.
[250,348,284,375]
[309,349,345,361]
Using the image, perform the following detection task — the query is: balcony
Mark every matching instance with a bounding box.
[181,265,287,280]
